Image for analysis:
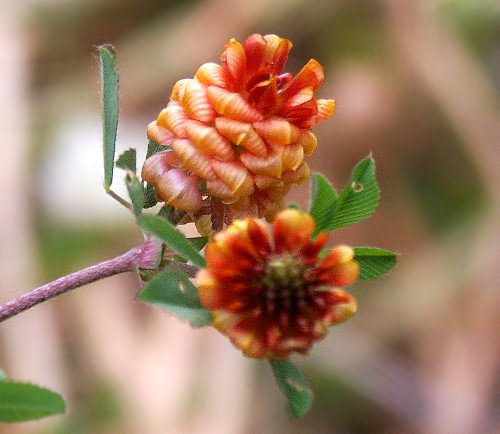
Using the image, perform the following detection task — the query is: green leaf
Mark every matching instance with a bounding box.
[188,236,208,251]
[0,370,6,381]
[125,172,144,216]
[354,247,397,280]
[270,360,314,418]
[143,184,158,209]
[0,382,65,422]
[98,44,119,190]
[138,269,212,327]
[329,156,380,230]
[138,215,206,268]
[116,148,136,173]
[309,173,338,235]
[146,139,164,158]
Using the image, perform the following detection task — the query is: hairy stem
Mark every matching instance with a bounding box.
[106,188,132,210]
[0,238,165,323]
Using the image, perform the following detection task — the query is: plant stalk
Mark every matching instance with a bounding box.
[0,238,165,323]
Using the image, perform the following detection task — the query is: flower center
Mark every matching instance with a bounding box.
[259,253,311,314]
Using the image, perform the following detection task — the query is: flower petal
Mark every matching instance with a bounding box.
[211,161,254,196]
[240,151,283,178]
[184,120,235,161]
[273,208,315,253]
[207,86,264,123]
[147,121,175,146]
[154,169,203,212]
[282,59,325,99]
[195,62,227,88]
[215,117,267,157]
[156,102,190,138]
[172,138,217,180]
[253,117,300,145]
[220,38,246,90]
[181,79,216,123]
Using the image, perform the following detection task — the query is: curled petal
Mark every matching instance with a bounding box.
[273,208,315,253]
[184,120,235,161]
[206,179,239,203]
[264,34,293,75]
[281,162,310,184]
[211,161,254,196]
[253,117,300,145]
[157,102,189,137]
[296,131,317,156]
[170,78,191,102]
[243,33,267,77]
[141,151,177,184]
[323,290,357,325]
[221,38,246,90]
[181,79,216,123]
[316,99,336,123]
[248,77,280,114]
[207,86,264,123]
[172,138,216,180]
[254,174,284,190]
[281,143,304,171]
[215,117,267,157]
[195,62,227,87]
[154,169,203,212]
[196,269,224,309]
[318,260,360,287]
[146,121,175,146]
[282,59,325,99]
[319,245,355,268]
[240,151,282,178]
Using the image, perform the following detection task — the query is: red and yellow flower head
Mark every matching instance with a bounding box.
[195,209,359,359]
[142,34,335,220]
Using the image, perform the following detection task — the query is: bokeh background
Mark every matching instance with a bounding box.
[1,0,499,433]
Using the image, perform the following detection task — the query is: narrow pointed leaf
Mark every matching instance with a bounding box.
[138,269,212,327]
[98,44,119,190]
[188,236,209,251]
[270,359,314,418]
[138,215,206,268]
[329,156,379,230]
[116,148,136,172]
[309,173,338,235]
[354,247,397,280]
[0,382,65,422]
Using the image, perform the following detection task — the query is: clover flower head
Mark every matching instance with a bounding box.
[195,209,359,359]
[142,34,335,220]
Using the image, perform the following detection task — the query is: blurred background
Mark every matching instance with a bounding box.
[0,0,499,433]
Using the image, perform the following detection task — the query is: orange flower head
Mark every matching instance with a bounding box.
[143,34,335,220]
[195,209,359,359]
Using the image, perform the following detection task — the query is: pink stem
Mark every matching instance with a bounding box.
[0,238,163,323]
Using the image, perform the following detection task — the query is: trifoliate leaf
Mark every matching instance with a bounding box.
[138,269,212,327]
[270,359,314,418]
[0,382,65,422]
[354,246,397,280]
[98,44,119,190]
